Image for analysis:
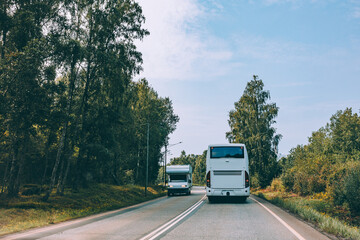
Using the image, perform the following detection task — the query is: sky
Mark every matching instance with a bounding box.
[135,0,360,160]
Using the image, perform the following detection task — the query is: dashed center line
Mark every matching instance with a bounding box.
[140,195,206,240]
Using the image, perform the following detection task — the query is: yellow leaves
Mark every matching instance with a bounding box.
[73,146,79,158]
[311,192,332,202]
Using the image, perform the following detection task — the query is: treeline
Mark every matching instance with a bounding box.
[167,76,282,188]
[0,0,179,199]
[278,108,360,215]
[167,150,206,185]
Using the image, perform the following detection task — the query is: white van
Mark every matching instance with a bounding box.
[206,144,250,202]
[166,165,192,196]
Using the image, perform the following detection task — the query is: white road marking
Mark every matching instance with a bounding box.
[250,197,306,240]
[139,195,206,240]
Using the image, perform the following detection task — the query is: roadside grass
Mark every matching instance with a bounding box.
[0,184,166,236]
[254,190,360,239]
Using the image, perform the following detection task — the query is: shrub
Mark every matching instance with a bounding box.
[329,161,360,208]
[344,166,360,215]
[270,178,284,192]
[293,172,311,195]
[281,169,295,192]
[250,173,260,189]
[308,175,326,193]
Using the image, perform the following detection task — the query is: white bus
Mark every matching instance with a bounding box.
[206,143,250,202]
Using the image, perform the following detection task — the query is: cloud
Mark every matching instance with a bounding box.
[136,0,233,82]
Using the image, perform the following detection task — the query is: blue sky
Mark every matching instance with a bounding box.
[136,0,360,160]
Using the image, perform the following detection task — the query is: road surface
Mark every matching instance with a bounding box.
[2,186,331,240]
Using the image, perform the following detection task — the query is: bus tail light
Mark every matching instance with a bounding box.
[245,171,249,188]
[206,171,211,188]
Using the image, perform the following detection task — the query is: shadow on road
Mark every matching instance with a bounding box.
[207,196,250,204]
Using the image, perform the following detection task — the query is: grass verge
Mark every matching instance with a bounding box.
[253,190,360,239]
[0,184,165,236]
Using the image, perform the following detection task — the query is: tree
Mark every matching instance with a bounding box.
[0,0,61,196]
[226,75,281,188]
[280,108,360,199]
[170,151,197,171]
[128,79,179,185]
[193,151,207,185]
[329,108,360,156]
[0,0,180,200]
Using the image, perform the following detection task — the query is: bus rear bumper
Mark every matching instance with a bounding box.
[206,187,250,197]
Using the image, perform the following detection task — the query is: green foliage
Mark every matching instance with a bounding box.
[193,151,207,185]
[250,173,261,189]
[0,0,178,198]
[270,178,284,192]
[227,75,281,187]
[279,108,360,216]
[170,151,197,171]
[343,166,360,215]
[330,109,360,155]
[280,168,295,192]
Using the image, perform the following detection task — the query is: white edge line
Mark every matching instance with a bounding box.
[250,197,306,240]
[140,195,206,240]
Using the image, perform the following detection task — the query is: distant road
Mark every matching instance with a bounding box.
[3,186,330,240]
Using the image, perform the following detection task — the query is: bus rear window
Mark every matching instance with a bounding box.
[210,147,244,159]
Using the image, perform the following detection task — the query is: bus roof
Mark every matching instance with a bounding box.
[208,143,245,147]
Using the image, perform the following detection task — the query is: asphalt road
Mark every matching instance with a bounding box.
[2,186,331,240]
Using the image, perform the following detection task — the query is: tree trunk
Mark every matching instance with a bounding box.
[74,54,94,188]
[0,154,10,194]
[58,154,71,195]
[56,151,65,195]
[44,58,77,201]
[14,140,27,196]
[44,127,66,200]
[7,143,19,197]
[0,1,8,60]
[41,133,54,186]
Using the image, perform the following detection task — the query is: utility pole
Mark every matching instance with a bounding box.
[145,123,149,196]
[163,144,167,187]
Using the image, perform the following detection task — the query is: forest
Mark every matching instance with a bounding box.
[0,0,179,199]
[1,1,360,220]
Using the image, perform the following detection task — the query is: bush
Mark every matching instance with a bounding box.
[329,161,360,209]
[270,178,284,192]
[290,171,326,196]
[293,172,311,195]
[250,173,260,189]
[281,169,295,192]
[344,166,360,215]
